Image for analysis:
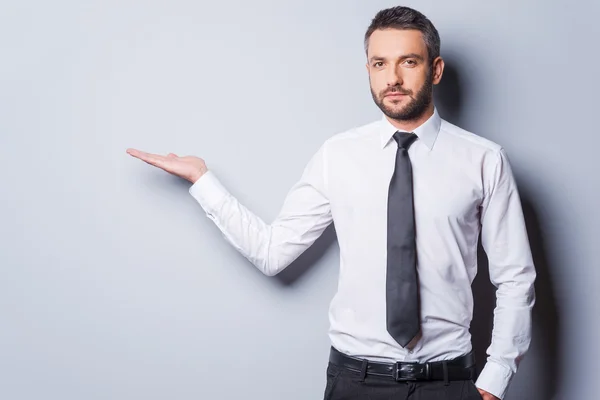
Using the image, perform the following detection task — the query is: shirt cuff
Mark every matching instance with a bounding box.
[475,360,514,400]
[188,170,229,215]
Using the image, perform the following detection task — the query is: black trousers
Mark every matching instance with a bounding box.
[323,361,484,400]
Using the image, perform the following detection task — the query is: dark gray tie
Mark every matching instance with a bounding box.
[386,131,420,348]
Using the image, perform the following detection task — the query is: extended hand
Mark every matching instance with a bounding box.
[126,148,208,183]
[478,388,500,400]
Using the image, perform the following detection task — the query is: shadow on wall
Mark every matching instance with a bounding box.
[521,195,562,399]
[437,59,562,400]
[275,223,337,286]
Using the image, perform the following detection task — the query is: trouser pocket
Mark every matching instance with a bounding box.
[323,362,342,400]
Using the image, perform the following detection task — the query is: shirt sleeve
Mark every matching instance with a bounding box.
[188,140,333,276]
[474,148,537,399]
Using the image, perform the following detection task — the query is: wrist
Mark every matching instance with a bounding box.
[190,168,208,183]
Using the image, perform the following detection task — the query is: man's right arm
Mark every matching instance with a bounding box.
[189,141,333,276]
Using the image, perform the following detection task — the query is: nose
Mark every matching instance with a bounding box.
[386,65,402,87]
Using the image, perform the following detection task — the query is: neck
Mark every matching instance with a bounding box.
[386,103,435,132]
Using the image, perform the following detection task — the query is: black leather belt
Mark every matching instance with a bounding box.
[329,347,476,381]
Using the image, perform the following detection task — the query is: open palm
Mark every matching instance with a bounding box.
[126,148,208,183]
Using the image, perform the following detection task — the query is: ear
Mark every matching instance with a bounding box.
[432,57,445,85]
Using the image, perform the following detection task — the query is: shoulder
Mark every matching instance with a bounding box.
[439,118,512,171]
[439,118,503,153]
[438,119,517,193]
[322,119,382,149]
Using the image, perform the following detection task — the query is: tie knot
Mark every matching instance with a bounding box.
[393,131,418,150]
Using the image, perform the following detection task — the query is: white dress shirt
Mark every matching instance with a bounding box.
[188,107,536,399]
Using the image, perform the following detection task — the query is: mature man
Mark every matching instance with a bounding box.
[127,6,536,400]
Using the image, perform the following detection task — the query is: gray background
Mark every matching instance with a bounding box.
[1,0,598,399]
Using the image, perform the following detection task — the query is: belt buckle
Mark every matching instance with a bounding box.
[393,362,430,381]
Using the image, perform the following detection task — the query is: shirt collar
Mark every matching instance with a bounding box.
[379,106,441,150]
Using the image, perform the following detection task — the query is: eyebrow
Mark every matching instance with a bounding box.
[369,53,425,63]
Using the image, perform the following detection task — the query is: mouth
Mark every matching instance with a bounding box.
[384,92,409,98]
[383,93,408,100]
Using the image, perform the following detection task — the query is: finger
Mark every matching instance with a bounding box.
[126,148,144,156]
[126,148,163,162]
[126,148,158,160]
[142,155,169,169]
[167,153,178,158]
[126,149,168,168]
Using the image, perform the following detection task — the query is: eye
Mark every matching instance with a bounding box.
[373,61,384,68]
[404,59,417,66]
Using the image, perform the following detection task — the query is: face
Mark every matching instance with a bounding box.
[366,29,443,122]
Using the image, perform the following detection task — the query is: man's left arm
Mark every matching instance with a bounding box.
[475,147,537,400]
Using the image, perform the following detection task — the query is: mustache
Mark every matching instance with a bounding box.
[382,86,413,96]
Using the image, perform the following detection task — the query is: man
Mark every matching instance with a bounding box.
[126,6,536,400]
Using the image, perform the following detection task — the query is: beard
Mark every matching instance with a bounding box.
[371,69,433,122]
